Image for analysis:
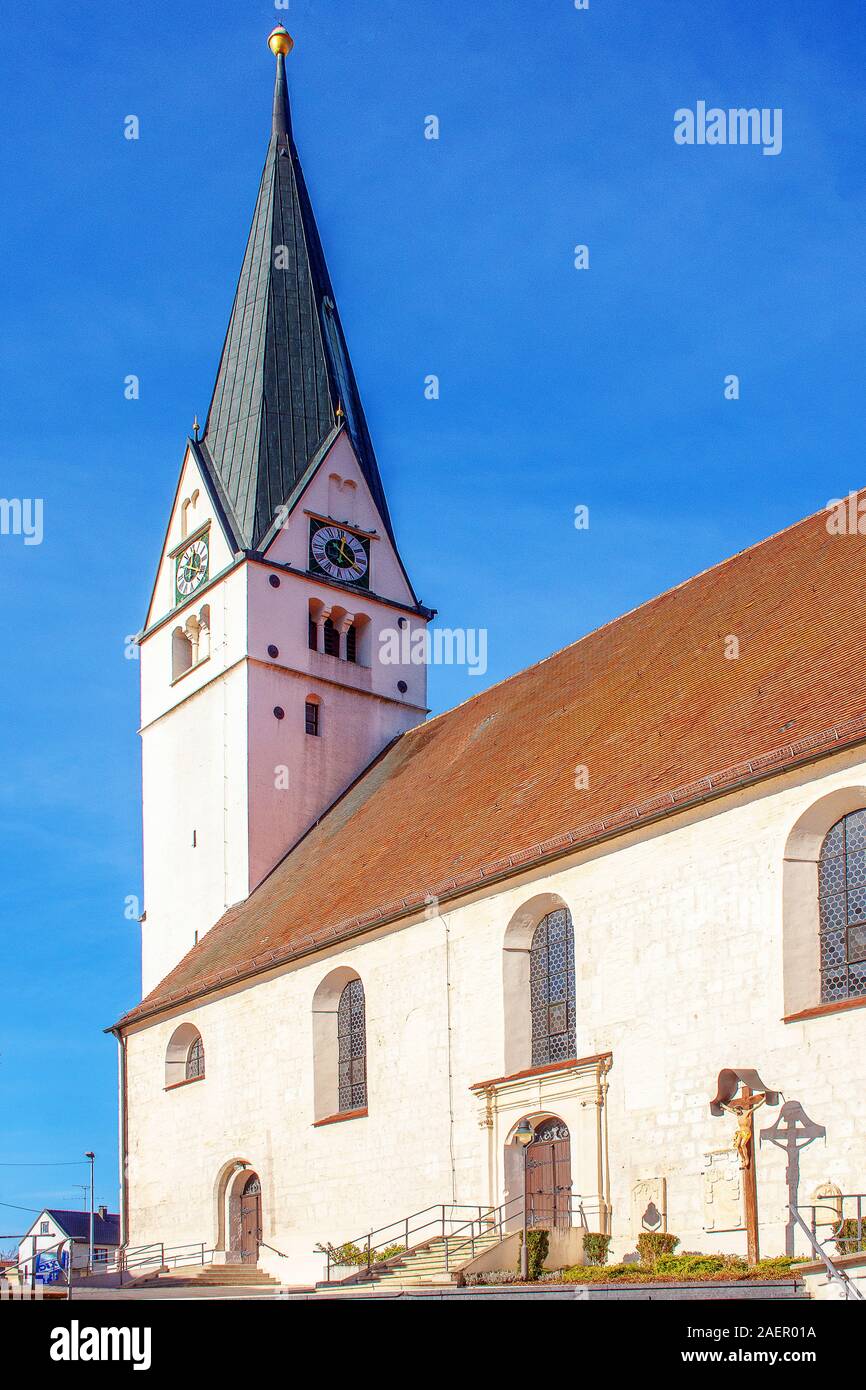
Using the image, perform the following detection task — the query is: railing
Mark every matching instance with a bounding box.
[442,1193,590,1273]
[790,1195,865,1301]
[112,1241,215,1276]
[319,1193,592,1283]
[0,1236,73,1299]
[258,1240,288,1260]
[319,1203,495,1282]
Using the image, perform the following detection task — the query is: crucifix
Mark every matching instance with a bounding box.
[710,1068,779,1265]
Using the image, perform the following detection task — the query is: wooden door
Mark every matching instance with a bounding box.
[239,1174,262,1263]
[526,1118,572,1228]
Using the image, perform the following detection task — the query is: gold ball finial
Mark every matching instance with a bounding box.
[268,26,294,58]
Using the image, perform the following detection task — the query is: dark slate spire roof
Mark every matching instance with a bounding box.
[200,44,394,552]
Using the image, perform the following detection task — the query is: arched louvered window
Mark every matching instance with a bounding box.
[337,978,367,1111]
[323,617,340,657]
[819,811,866,1003]
[529,909,576,1066]
[185,1035,205,1080]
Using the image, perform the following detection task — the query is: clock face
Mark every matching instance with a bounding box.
[309,522,369,587]
[175,535,209,601]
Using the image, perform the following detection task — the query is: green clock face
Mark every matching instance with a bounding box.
[309,521,369,587]
[175,534,209,601]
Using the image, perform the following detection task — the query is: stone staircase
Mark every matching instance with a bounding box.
[136,1263,281,1289]
[360,1230,505,1288]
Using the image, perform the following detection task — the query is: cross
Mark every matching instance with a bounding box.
[710,1068,779,1265]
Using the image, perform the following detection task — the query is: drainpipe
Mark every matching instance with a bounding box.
[601,1057,612,1234]
[112,1028,129,1251]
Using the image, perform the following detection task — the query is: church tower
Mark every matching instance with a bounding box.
[138,28,432,995]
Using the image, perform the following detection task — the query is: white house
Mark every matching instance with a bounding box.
[17,1208,120,1282]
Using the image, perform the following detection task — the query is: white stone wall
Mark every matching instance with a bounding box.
[124,750,866,1282]
[139,434,428,993]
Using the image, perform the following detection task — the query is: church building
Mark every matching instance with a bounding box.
[113,29,866,1287]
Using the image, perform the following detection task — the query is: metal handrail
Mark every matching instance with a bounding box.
[258,1240,288,1260]
[115,1240,215,1275]
[320,1192,594,1282]
[794,1193,866,1254]
[442,1193,590,1272]
[320,1202,505,1281]
[790,1202,864,1301]
[0,1235,74,1299]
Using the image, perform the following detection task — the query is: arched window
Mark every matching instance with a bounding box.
[818,811,866,1004]
[186,1034,205,1080]
[323,617,340,657]
[337,978,367,1111]
[172,626,193,680]
[346,623,357,663]
[165,1023,205,1087]
[529,908,576,1066]
[312,968,368,1121]
[171,606,210,681]
[197,604,211,662]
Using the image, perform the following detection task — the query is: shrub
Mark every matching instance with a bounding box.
[835,1220,866,1256]
[462,1269,521,1286]
[316,1240,404,1268]
[562,1262,652,1283]
[558,1254,797,1285]
[582,1232,612,1266]
[637,1231,680,1266]
[378,1244,406,1262]
[753,1257,798,1277]
[655,1253,733,1278]
[517,1228,549,1281]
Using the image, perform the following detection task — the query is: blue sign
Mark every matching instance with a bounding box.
[34,1249,69,1284]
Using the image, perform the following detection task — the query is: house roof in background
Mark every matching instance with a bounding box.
[42,1210,121,1245]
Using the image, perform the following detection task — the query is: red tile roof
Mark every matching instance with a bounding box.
[118,499,866,1028]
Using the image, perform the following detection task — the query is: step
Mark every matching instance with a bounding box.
[372,1273,453,1284]
[165,1267,280,1285]
[194,1274,280,1284]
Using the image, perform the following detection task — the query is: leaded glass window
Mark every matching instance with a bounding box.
[819,810,866,1004]
[337,978,367,1111]
[529,909,576,1066]
[185,1034,205,1080]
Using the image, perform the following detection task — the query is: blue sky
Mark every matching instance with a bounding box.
[1,0,865,1225]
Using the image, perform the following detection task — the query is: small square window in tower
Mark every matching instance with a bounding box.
[305,701,320,737]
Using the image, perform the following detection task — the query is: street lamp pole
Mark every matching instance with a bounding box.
[515,1120,534,1281]
[85,1152,95,1274]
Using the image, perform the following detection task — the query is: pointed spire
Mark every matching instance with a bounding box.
[199,30,396,553]
[268,27,293,149]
